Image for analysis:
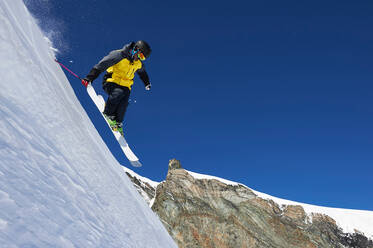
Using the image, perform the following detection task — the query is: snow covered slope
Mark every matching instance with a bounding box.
[0,1,176,247]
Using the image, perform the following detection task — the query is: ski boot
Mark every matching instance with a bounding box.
[116,122,124,136]
[104,114,117,131]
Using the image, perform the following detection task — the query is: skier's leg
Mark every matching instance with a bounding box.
[115,87,130,123]
[103,83,126,117]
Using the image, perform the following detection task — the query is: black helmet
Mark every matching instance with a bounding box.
[135,40,151,59]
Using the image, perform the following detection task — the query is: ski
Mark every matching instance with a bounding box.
[86,83,142,167]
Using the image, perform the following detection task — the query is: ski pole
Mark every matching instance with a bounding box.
[55,59,89,87]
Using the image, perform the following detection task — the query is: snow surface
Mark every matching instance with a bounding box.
[185,170,373,239]
[0,1,177,247]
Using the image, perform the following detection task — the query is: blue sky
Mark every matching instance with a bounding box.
[26,0,373,210]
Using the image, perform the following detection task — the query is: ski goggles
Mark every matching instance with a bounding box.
[132,48,146,61]
[137,51,146,61]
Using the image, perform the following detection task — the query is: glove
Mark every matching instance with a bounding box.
[145,84,151,91]
[82,68,101,87]
[81,78,91,87]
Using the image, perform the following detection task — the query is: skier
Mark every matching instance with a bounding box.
[82,40,152,136]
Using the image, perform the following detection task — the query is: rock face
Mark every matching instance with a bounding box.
[127,159,373,248]
[125,171,156,205]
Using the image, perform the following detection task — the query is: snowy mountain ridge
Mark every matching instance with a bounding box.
[127,160,373,247]
[125,166,373,240]
[0,1,176,247]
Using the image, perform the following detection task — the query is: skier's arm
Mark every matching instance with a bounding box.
[85,49,124,82]
[137,66,151,90]
[85,43,135,83]
[94,49,124,72]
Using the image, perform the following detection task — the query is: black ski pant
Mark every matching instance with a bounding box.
[102,82,130,123]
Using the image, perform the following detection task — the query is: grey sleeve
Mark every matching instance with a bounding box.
[93,49,124,72]
[137,65,150,87]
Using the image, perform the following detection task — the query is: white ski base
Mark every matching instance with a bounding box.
[86,84,142,167]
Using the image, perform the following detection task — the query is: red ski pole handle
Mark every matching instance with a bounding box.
[81,79,90,87]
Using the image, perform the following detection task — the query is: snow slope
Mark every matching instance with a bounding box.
[0,1,176,247]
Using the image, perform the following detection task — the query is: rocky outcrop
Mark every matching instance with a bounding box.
[125,170,157,206]
[126,159,373,248]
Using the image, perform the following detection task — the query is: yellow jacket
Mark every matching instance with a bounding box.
[106,59,142,90]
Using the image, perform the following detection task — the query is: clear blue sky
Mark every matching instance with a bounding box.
[26,0,373,210]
